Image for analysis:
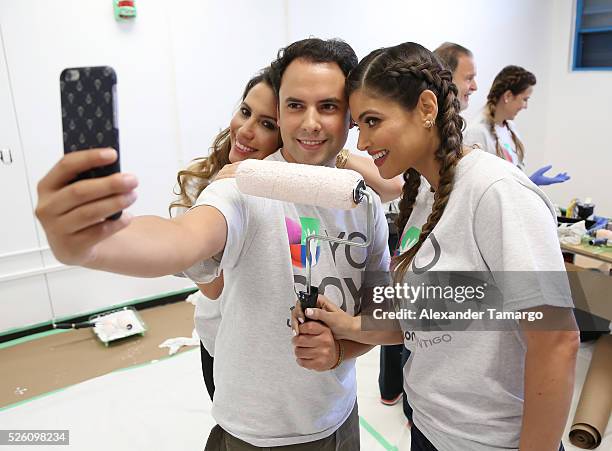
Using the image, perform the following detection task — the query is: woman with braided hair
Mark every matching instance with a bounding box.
[293,42,578,451]
[465,65,570,186]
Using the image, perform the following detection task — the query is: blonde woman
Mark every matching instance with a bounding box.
[171,68,281,400]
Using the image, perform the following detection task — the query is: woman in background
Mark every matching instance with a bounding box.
[465,65,569,186]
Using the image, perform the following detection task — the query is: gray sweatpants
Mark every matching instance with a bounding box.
[204,402,359,451]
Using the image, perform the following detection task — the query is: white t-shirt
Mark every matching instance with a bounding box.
[465,111,525,170]
[398,150,573,450]
[174,176,222,356]
[194,150,390,447]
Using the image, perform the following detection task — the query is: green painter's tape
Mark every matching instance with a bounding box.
[0,329,68,350]
[359,415,399,451]
[0,386,71,412]
[0,287,196,344]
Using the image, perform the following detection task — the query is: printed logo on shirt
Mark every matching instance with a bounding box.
[284,215,370,328]
[411,232,441,274]
[502,142,514,163]
[397,226,421,256]
[417,333,452,348]
[397,225,441,273]
[285,216,321,268]
[395,226,442,274]
[404,331,453,348]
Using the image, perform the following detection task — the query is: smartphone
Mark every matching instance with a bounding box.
[60,66,122,220]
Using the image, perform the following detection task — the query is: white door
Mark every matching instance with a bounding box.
[0,24,53,334]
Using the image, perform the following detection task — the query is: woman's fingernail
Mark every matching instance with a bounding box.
[292,329,297,336]
[306,308,313,316]
[298,317,304,324]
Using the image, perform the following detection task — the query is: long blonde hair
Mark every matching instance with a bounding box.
[347,43,464,281]
[484,65,536,164]
[169,68,275,214]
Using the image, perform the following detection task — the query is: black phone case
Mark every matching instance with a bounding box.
[60,66,121,219]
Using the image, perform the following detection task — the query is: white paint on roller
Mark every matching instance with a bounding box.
[236,159,364,210]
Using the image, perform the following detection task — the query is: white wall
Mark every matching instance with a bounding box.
[538,0,612,216]
[286,0,611,216]
[169,0,287,168]
[286,0,555,163]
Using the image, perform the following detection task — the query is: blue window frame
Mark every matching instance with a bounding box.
[573,0,612,70]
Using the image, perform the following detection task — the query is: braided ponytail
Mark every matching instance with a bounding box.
[485,103,504,159]
[395,168,421,242]
[347,43,465,281]
[508,127,525,163]
[394,68,463,279]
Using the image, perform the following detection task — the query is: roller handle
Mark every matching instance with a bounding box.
[53,321,93,329]
[297,286,319,323]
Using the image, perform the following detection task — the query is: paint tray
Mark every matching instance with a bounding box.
[91,307,147,346]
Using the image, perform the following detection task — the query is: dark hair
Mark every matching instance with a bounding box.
[270,38,358,95]
[485,65,536,163]
[433,42,473,73]
[347,42,464,280]
[169,67,278,213]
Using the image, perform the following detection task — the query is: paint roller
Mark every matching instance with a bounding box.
[236,159,374,314]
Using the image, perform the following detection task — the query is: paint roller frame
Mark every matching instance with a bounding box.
[233,160,376,318]
[299,182,374,316]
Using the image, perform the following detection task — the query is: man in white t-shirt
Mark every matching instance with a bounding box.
[35,38,390,450]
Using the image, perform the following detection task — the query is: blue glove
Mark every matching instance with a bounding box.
[529,165,571,186]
